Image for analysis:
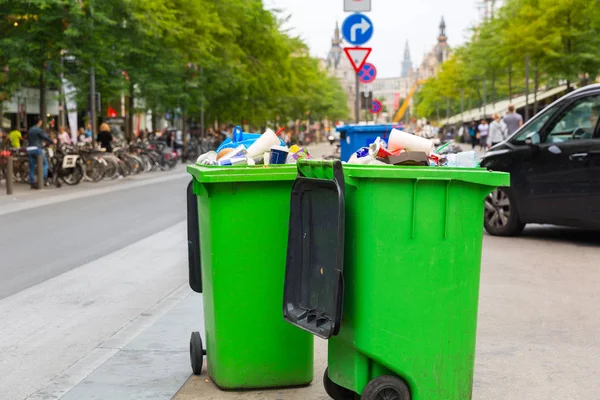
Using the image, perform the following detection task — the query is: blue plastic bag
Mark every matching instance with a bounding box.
[216,126,285,153]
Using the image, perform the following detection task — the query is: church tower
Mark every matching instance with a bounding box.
[401,40,413,78]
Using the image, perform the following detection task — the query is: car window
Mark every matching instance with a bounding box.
[511,103,560,145]
[544,95,600,143]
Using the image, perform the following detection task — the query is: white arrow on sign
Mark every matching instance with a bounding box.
[350,18,371,42]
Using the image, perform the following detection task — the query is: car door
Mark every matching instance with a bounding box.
[586,103,600,226]
[518,94,600,226]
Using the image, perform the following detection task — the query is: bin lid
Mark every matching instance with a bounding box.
[187,164,297,184]
[284,160,346,339]
[336,123,404,134]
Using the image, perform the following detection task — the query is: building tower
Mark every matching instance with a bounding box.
[435,16,449,63]
[326,21,343,69]
[401,40,413,78]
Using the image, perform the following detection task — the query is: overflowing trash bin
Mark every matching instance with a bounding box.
[186,162,314,389]
[336,124,404,161]
[283,159,509,400]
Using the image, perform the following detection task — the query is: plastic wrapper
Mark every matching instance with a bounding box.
[217,156,248,166]
[197,151,217,166]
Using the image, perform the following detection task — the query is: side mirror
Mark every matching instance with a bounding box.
[524,138,534,145]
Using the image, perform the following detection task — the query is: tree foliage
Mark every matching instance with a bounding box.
[0,0,349,129]
[414,0,600,121]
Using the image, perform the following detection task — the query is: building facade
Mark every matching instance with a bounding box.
[418,17,451,80]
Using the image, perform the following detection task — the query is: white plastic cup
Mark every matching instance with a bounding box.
[246,129,281,159]
[388,129,435,156]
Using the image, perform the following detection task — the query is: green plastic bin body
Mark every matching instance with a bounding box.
[187,164,314,390]
[298,163,508,400]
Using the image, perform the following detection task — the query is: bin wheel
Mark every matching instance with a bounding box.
[323,368,356,400]
[190,331,204,375]
[361,375,410,400]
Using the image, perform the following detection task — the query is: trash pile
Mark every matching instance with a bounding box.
[347,128,478,168]
[197,126,311,166]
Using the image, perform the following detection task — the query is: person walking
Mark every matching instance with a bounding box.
[97,123,114,152]
[27,119,54,189]
[477,119,489,151]
[488,113,508,147]
[9,127,22,148]
[504,104,523,136]
[468,121,478,149]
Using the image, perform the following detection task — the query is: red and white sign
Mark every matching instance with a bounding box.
[344,47,372,73]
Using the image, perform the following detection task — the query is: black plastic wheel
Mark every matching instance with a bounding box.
[189,331,204,375]
[323,368,355,400]
[361,375,410,400]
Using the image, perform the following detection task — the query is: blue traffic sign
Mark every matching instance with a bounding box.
[342,13,373,46]
[358,63,377,84]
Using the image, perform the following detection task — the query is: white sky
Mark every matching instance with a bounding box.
[265,0,483,78]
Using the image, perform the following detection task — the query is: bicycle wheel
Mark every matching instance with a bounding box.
[127,155,143,174]
[86,157,106,182]
[102,156,119,180]
[61,162,84,185]
[17,160,30,183]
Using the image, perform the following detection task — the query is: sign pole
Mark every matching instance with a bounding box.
[355,73,360,123]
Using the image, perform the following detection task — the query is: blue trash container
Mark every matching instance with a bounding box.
[337,124,404,161]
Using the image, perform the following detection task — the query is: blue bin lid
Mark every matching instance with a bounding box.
[336,123,404,133]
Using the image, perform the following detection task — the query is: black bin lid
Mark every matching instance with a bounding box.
[283,160,345,339]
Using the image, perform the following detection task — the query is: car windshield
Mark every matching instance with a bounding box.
[510,103,561,144]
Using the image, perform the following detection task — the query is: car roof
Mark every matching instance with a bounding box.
[565,83,600,98]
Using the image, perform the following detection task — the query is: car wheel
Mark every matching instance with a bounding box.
[484,188,525,236]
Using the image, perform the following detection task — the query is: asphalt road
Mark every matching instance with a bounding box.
[0,176,189,299]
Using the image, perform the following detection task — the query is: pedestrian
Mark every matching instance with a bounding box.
[84,122,93,140]
[467,122,478,149]
[504,104,523,136]
[97,123,114,152]
[488,113,508,147]
[298,129,305,146]
[477,119,489,151]
[9,126,22,148]
[26,119,54,189]
[57,126,72,145]
[421,120,434,139]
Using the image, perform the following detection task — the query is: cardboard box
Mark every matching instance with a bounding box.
[384,151,429,166]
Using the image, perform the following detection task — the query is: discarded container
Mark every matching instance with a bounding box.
[388,128,435,155]
[283,160,509,400]
[217,126,285,154]
[336,124,403,161]
[270,145,289,165]
[186,164,313,389]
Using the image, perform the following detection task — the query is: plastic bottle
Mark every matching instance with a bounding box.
[446,151,478,168]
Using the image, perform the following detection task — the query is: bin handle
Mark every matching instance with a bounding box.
[297,159,345,194]
[187,180,202,293]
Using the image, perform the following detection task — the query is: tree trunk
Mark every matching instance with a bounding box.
[40,68,47,129]
[533,66,540,115]
[508,64,512,100]
[151,108,157,134]
[128,81,134,141]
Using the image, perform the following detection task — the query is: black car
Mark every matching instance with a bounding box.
[481,84,600,236]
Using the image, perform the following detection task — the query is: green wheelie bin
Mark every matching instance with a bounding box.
[283,160,509,400]
[187,164,313,389]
